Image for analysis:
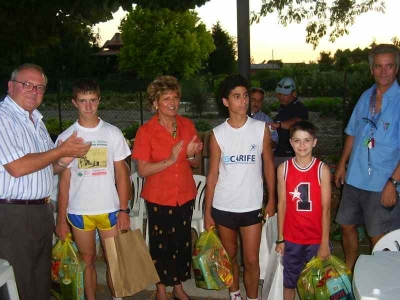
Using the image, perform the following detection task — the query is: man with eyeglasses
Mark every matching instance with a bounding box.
[250,87,278,148]
[334,44,400,272]
[0,63,91,299]
[267,77,308,167]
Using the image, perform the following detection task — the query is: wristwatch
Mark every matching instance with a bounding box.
[389,177,400,188]
[119,208,131,214]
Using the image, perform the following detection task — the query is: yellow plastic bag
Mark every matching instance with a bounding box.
[51,234,85,300]
[297,255,354,300]
[192,227,233,290]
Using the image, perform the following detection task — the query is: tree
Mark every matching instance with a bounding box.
[317,51,334,71]
[252,0,385,49]
[119,7,215,79]
[206,22,237,75]
[0,0,211,77]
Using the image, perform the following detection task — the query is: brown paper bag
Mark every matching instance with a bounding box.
[104,229,160,297]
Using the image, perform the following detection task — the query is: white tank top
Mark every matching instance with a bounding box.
[212,117,265,212]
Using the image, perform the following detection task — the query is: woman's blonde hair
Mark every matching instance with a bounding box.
[147,75,181,107]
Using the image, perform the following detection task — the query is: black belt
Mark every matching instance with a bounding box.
[0,197,50,205]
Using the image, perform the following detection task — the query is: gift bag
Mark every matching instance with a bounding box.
[51,233,85,300]
[262,243,283,299]
[297,255,354,300]
[104,229,160,297]
[192,227,233,290]
[266,253,283,300]
[51,239,64,299]
[259,213,278,279]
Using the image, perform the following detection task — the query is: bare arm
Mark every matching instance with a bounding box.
[4,131,91,177]
[262,125,276,217]
[275,163,286,255]
[318,164,332,260]
[115,159,132,230]
[268,117,302,130]
[204,133,220,231]
[334,135,354,187]
[381,162,400,208]
[55,168,71,241]
[137,140,183,178]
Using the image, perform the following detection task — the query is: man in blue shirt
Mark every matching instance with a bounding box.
[335,44,400,271]
[250,87,278,148]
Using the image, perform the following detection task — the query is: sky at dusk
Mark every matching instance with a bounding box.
[94,0,400,63]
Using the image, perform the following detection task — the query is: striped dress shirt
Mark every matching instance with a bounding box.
[0,96,55,199]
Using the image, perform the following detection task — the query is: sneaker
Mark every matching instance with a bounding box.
[230,291,243,300]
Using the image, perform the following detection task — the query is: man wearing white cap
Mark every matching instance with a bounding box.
[267,77,308,167]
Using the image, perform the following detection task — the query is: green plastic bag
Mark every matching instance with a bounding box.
[192,227,233,290]
[297,255,354,300]
[51,239,64,299]
[51,234,85,300]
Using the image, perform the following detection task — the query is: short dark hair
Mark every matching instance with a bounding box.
[290,120,317,139]
[369,44,400,68]
[72,79,100,99]
[219,74,249,100]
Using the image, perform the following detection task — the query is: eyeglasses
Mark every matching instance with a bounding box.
[12,80,46,94]
[362,117,377,130]
[277,83,293,89]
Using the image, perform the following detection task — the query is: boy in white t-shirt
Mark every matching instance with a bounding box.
[204,75,276,300]
[55,79,131,300]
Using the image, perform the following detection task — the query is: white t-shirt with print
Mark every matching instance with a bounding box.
[56,119,131,215]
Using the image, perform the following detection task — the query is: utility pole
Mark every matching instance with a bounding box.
[237,0,250,84]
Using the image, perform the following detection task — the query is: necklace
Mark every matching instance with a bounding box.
[159,118,177,138]
[172,120,177,138]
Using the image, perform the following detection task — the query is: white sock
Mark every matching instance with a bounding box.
[230,290,242,300]
[247,297,258,300]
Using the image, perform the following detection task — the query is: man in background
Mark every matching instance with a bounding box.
[250,86,278,148]
[268,78,309,167]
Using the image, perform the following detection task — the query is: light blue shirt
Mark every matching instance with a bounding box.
[345,81,400,192]
[0,96,55,199]
[251,111,279,143]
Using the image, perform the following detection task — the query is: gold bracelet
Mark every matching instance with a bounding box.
[58,160,68,168]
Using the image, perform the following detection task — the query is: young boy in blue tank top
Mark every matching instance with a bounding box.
[204,74,276,300]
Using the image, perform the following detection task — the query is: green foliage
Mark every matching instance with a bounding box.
[195,120,212,132]
[303,98,343,118]
[122,121,140,140]
[318,51,334,72]
[181,77,212,116]
[134,0,211,11]
[252,0,385,48]
[119,7,215,79]
[206,22,237,75]
[212,76,229,118]
[45,118,74,137]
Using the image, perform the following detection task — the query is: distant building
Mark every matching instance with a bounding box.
[250,63,281,74]
[94,33,123,73]
[94,33,123,57]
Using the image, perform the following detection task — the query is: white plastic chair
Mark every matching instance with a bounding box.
[191,174,206,236]
[130,172,149,245]
[372,228,400,253]
[0,259,19,300]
